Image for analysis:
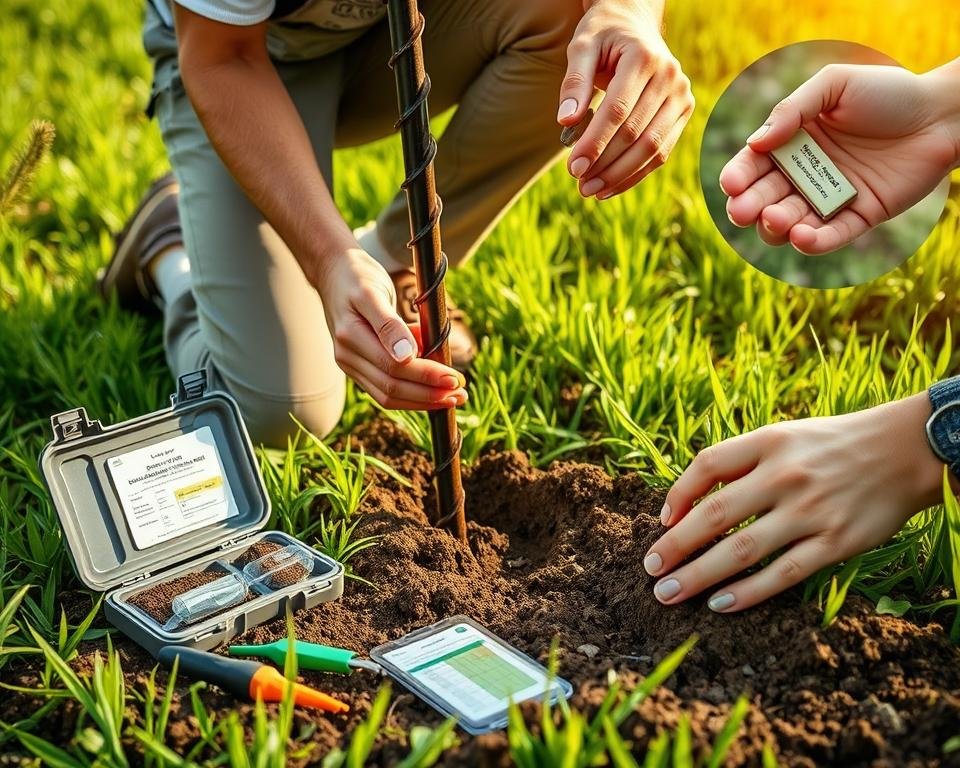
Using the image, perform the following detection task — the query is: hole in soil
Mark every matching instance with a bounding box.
[275,422,957,765]
[16,421,958,766]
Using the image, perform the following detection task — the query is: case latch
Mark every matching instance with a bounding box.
[121,572,150,587]
[173,370,208,405]
[50,408,103,443]
[220,533,256,551]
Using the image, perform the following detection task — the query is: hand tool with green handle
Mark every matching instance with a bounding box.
[228,639,382,674]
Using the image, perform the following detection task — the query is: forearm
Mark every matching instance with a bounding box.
[884,391,949,505]
[179,56,355,287]
[923,56,960,169]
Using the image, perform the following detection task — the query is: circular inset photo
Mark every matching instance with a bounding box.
[700,40,951,288]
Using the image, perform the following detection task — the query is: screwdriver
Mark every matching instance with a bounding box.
[228,639,382,675]
[157,646,349,713]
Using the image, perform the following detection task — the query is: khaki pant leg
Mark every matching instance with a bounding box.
[155,57,347,447]
[336,0,584,266]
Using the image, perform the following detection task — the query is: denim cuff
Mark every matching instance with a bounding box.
[926,377,960,479]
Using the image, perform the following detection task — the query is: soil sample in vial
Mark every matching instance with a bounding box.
[127,565,244,626]
[240,542,312,589]
[125,540,314,630]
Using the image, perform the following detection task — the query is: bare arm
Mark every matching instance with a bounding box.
[174,6,354,286]
[172,6,466,410]
[582,0,664,17]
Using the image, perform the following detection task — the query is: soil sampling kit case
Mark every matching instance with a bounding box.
[39,371,344,658]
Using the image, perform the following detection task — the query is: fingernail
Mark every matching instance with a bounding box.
[655,578,681,601]
[581,178,604,196]
[558,98,578,121]
[393,339,414,360]
[597,190,614,201]
[445,396,460,407]
[762,218,775,233]
[660,503,671,526]
[442,375,460,389]
[708,592,736,612]
[570,157,591,178]
[457,372,467,387]
[643,552,662,575]
[747,124,770,143]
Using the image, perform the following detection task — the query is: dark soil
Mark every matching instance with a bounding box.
[127,539,308,625]
[126,562,241,625]
[3,421,960,766]
[237,540,311,588]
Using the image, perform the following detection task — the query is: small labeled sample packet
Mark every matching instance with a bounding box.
[370,616,573,734]
[770,128,858,220]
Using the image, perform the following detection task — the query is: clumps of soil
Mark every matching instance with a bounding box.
[235,428,960,766]
[126,564,236,625]
[125,540,310,626]
[8,421,960,765]
[235,540,311,588]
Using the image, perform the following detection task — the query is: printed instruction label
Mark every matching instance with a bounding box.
[382,622,557,722]
[770,128,857,219]
[107,427,238,549]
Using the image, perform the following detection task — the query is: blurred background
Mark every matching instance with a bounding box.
[700,40,951,289]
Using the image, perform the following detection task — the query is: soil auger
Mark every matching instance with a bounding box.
[384,0,466,541]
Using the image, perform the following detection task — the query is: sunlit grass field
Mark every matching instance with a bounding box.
[2,0,960,763]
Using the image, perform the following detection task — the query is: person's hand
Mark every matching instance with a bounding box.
[558,0,694,199]
[722,62,960,255]
[316,249,467,410]
[643,393,947,613]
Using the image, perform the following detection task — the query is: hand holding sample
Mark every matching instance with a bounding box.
[721,58,960,254]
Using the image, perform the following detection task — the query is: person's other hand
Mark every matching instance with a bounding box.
[317,249,467,410]
[721,62,960,255]
[643,393,947,612]
[559,0,694,199]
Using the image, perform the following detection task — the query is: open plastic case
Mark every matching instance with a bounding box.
[39,371,344,658]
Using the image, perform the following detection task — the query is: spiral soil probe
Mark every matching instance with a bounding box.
[384,0,466,541]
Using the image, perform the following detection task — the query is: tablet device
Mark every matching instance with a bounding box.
[370,615,573,735]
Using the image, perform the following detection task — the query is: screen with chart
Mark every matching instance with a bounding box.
[380,620,560,722]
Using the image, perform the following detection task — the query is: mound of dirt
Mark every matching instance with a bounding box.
[4,422,960,766]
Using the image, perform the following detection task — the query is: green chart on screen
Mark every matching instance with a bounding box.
[443,642,536,700]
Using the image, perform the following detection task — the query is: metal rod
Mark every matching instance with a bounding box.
[384,0,466,541]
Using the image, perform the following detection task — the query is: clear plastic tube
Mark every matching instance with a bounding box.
[163,573,247,631]
[160,544,316,631]
[243,544,314,589]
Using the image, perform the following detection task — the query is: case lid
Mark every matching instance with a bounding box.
[39,371,272,591]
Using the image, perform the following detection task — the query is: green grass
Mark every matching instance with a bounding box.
[3,0,960,762]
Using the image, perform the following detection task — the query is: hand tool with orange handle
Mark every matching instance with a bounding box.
[157,646,348,713]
